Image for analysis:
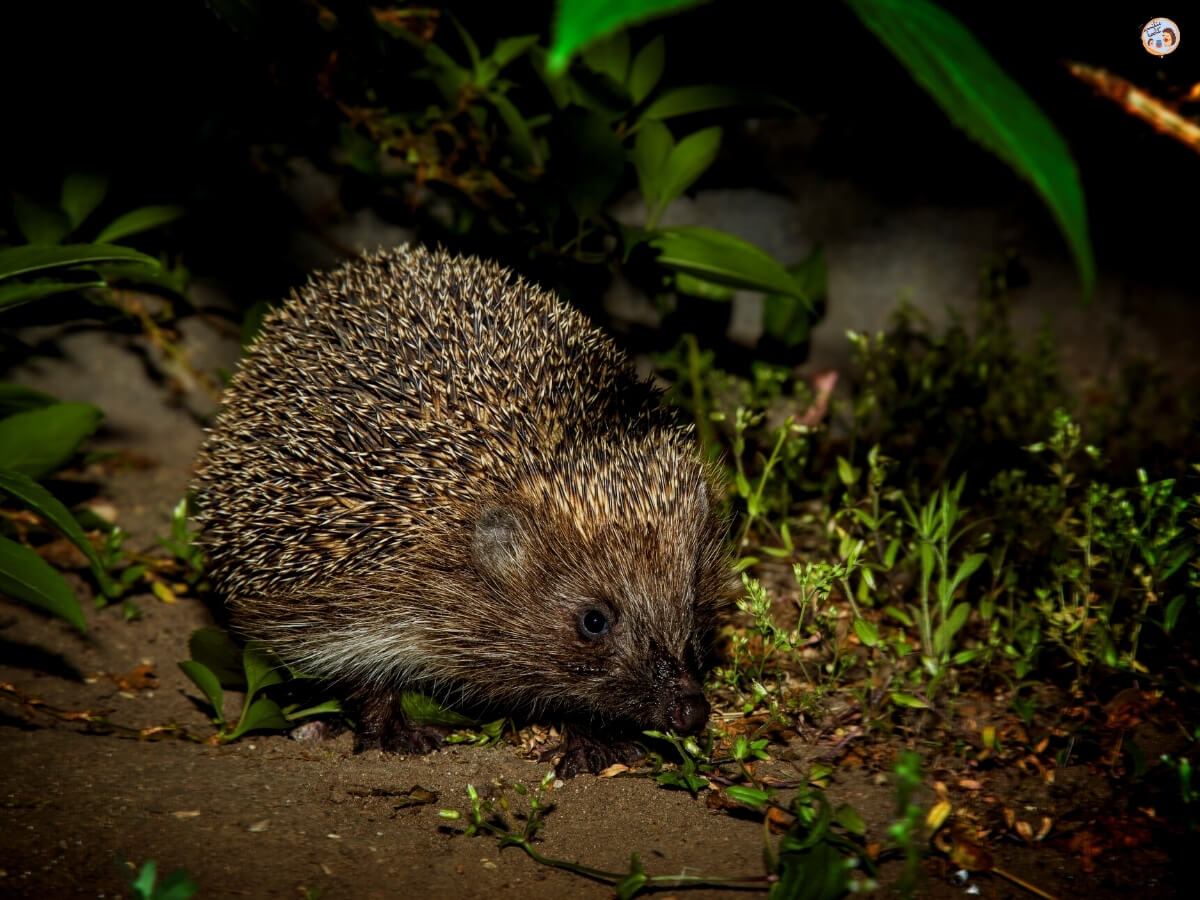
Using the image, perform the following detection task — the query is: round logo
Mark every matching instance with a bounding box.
[1143,17,1181,56]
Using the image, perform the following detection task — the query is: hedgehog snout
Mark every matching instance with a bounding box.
[668,689,710,733]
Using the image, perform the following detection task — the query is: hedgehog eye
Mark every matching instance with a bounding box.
[579,608,610,639]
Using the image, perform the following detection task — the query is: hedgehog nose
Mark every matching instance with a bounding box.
[669,690,711,733]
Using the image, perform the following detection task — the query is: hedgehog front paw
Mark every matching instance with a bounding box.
[354,719,448,755]
[553,729,645,778]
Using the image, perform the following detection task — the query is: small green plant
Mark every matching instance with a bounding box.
[118,858,198,900]
[442,772,770,897]
[178,627,342,742]
[887,750,926,897]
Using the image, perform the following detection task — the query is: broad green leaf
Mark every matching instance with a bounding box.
[554,108,625,220]
[1165,594,1186,633]
[631,119,673,206]
[672,271,733,300]
[548,0,705,72]
[401,690,476,728]
[628,35,665,104]
[852,617,880,647]
[242,640,286,701]
[178,660,225,721]
[60,173,108,230]
[0,279,106,312]
[187,627,247,690]
[0,402,103,479]
[640,84,793,122]
[884,604,914,626]
[0,468,114,593]
[94,206,185,244]
[725,785,771,808]
[0,384,56,418]
[658,126,722,208]
[229,696,290,740]
[845,0,1093,299]
[580,29,630,85]
[0,243,160,281]
[762,247,825,347]
[12,194,71,245]
[647,226,805,297]
[0,534,86,631]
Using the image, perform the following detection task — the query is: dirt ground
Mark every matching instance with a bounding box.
[1,284,1190,899]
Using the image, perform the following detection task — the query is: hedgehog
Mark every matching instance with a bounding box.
[191,245,736,775]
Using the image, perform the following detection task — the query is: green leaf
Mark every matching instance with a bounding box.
[580,29,630,85]
[0,384,56,418]
[762,247,825,347]
[491,34,540,70]
[852,617,880,647]
[628,35,665,104]
[554,108,625,221]
[647,226,805,297]
[154,869,199,900]
[228,696,291,740]
[0,533,86,631]
[631,119,674,208]
[284,699,343,722]
[614,853,648,900]
[933,602,970,655]
[400,690,476,728]
[725,785,771,808]
[0,243,160,281]
[834,802,867,835]
[242,641,286,701]
[950,552,987,594]
[890,691,931,709]
[178,660,225,721]
[845,0,1093,299]
[672,271,734,300]
[0,278,106,312]
[487,91,539,166]
[1164,594,1187,633]
[188,627,247,690]
[640,84,793,121]
[0,468,115,593]
[94,206,185,244]
[658,126,722,208]
[12,194,71,245]
[548,0,705,73]
[128,859,157,897]
[0,402,103,479]
[60,173,108,231]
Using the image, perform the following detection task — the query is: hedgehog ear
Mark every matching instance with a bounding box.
[472,505,527,581]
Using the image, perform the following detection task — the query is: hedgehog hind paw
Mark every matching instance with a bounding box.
[552,729,645,778]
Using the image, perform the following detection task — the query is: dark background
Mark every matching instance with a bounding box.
[2,1,1196,300]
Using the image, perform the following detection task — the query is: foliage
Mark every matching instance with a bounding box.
[548,0,1094,298]
[177,627,343,743]
[0,178,188,630]
[119,858,198,900]
[256,6,816,347]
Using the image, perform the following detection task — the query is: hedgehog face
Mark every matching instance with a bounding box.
[468,497,729,732]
